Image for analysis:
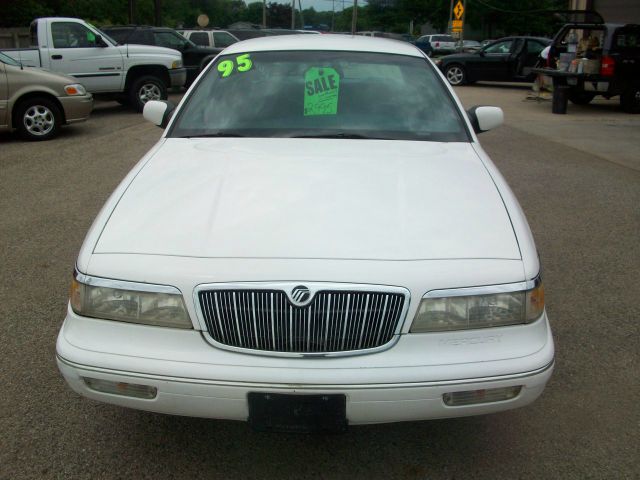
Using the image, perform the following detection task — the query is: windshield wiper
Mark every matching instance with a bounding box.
[181,132,247,138]
[291,133,387,140]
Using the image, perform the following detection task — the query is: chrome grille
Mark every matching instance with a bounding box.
[198,289,406,354]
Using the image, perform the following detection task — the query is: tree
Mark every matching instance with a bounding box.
[1,0,54,27]
[0,0,567,34]
[240,2,264,25]
[266,2,292,28]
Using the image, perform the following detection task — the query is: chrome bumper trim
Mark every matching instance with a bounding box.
[57,354,554,390]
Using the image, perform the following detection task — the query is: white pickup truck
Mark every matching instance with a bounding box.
[1,17,186,111]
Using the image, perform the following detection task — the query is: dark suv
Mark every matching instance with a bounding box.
[544,19,640,112]
[102,26,222,86]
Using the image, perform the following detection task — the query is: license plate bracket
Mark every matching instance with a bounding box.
[248,392,347,433]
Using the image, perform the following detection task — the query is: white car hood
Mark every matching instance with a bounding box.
[117,44,181,59]
[94,138,520,261]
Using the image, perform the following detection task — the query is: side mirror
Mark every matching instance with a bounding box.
[95,35,108,48]
[478,50,485,57]
[467,105,503,134]
[143,100,176,128]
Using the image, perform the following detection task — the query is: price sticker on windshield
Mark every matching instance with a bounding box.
[217,53,253,78]
[304,67,340,116]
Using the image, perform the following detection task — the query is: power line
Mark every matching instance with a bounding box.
[472,0,560,14]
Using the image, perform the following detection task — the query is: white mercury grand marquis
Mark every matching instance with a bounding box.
[56,35,554,432]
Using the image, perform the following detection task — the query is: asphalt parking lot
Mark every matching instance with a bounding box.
[1,86,639,479]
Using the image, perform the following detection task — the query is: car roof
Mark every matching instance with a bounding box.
[104,25,154,30]
[222,34,423,57]
[490,36,551,43]
[103,25,180,32]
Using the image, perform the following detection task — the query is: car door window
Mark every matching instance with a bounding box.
[104,29,127,44]
[129,30,153,45]
[154,31,187,50]
[612,27,639,51]
[526,40,546,55]
[212,32,237,48]
[189,32,210,46]
[484,40,513,54]
[0,52,21,66]
[51,22,100,48]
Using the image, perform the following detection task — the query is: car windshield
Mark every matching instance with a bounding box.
[169,50,469,142]
[183,36,197,48]
[0,51,21,66]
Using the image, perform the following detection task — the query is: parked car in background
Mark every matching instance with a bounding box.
[103,26,222,86]
[0,52,92,140]
[417,34,456,54]
[414,37,433,56]
[457,40,482,52]
[57,35,553,431]
[436,36,551,85]
[357,31,379,36]
[357,31,414,42]
[544,19,640,112]
[179,29,239,48]
[0,17,185,112]
[226,29,270,41]
[223,29,322,41]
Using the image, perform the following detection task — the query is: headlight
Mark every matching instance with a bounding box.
[70,271,192,329]
[64,84,86,96]
[171,59,183,69]
[410,279,544,333]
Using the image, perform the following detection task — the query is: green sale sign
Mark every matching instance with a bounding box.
[304,67,340,116]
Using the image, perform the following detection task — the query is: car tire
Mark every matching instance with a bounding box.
[620,85,640,114]
[568,91,595,105]
[444,64,466,86]
[129,75,167,112]
[14,97,62,141]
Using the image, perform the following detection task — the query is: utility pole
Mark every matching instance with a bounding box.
[351,0,358,34]
[128,0,135,24]
[262,0,267,28]
[331,0,335,32]
[461,0,466,44]
[447,0,454,34]
[154,0,161,26]
[291,0,295,29]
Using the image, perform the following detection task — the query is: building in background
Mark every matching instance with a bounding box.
[569,0,640,23]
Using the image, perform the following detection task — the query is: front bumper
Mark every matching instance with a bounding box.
[58,355,553,424]
[169,67,187,88]
[57,94,93,124]
[56,308,554,425]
